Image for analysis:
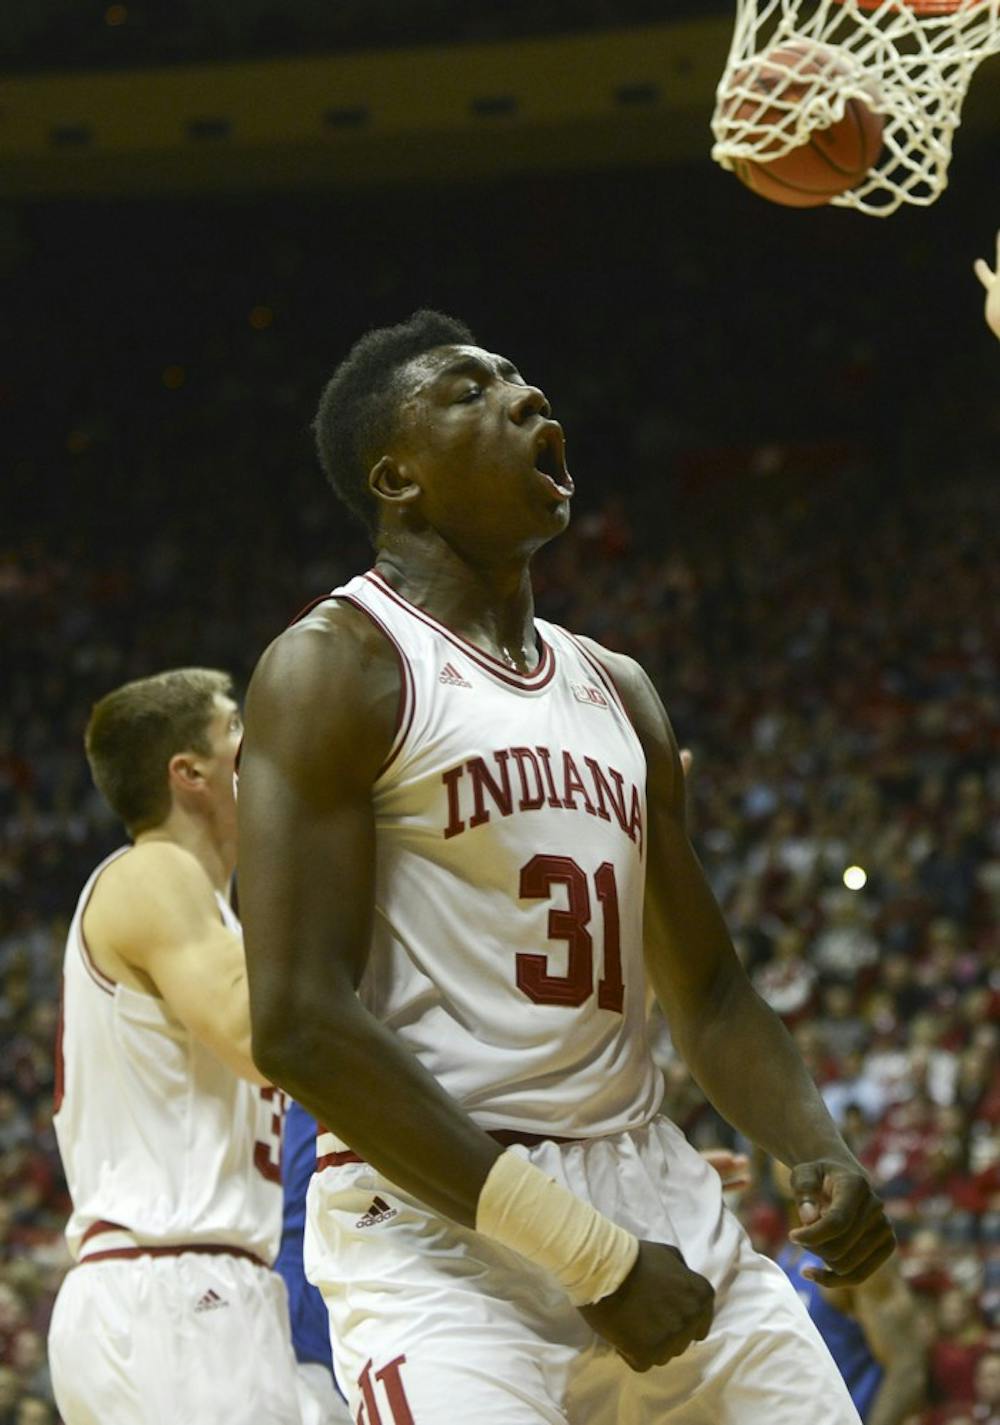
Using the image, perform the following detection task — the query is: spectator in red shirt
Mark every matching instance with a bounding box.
[929,1288,991,1407]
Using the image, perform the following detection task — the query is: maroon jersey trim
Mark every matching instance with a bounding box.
[335,594,415,779]
[78,1219,269,1267]
[286,593,339,629]
[566,634,637,732]
[316,1149,364,1171]
[363,569,556,692]
[76,858,122,997]
[80,1243,268,1267]
[316,1129,588,1177]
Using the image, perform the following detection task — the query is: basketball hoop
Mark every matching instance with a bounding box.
[850,0,982,13]
[711,0,1000,215]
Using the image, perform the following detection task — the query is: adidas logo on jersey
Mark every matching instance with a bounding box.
[194,1288,229,1313]
[356,1195,397,1229]
[439,662,472,688]
[571,682,609,708]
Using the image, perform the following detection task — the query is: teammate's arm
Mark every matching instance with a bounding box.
[832,1262,926,1425]
[86,841,267,1085]
[238,605,713,1371]
[974,229,1000,340]
[585,640,894,1286]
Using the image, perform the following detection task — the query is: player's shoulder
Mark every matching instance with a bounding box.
[100,840,215,900]
[251,595,399,704]
[243,595,400,778]
[572,633,680,794]
[573,634,645,694]
[87,842,219,955]
[572,635,665,731]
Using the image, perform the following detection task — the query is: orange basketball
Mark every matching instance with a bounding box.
[724,40,884,208]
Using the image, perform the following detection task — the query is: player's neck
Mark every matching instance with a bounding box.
[374,537,539,674]
[134,810,235,896]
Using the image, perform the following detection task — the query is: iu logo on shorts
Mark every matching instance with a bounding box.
[356,1354,415,1425]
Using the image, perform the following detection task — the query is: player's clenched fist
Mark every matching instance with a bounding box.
[788,1158,895,1287]
[579,1241,716,1372]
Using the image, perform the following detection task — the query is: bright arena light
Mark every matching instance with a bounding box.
[843,865,868,891]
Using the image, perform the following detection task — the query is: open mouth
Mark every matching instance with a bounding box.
[533,423,574,499]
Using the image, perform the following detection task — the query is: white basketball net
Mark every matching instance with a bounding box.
[711,0,1000,215]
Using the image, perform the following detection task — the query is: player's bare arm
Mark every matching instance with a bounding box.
[83,839,268,1085]
[238,600,502,1224]
[582,636,895,1288]
[974,229,1000,340]
[829,1260,926,1425]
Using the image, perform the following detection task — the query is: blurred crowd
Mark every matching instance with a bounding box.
[642,484,999,1423]
[2,163,997,1421]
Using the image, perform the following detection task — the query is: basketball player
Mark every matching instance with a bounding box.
[277,1099,353,1424]
[48,669,320,1425]
[975,228,1000,338]
[773,1162,926,1423]
[237,311,895,1424]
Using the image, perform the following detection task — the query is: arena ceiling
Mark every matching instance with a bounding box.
[0,8,996,197]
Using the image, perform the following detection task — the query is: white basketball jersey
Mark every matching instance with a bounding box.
[54,848,285,1263]
[324,569,663,1139]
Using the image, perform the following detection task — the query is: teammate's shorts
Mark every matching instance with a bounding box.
[48,1251,324,1425]
[305,1115,862,1425]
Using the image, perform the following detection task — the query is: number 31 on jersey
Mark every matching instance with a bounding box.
[516,856,623,1012]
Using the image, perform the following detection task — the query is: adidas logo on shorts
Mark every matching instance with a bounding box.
[194,1288,228,1313]
[439,662,472,688]
[356,1196,397,1229]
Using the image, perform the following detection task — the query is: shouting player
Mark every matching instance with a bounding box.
[48,669,319,1425]
[237,312,894,1424]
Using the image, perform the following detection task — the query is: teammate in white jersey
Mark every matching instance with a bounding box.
[48,668,320,1425]
[237,311,895,1424]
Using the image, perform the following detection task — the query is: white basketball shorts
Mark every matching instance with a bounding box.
[298,1361,354,1425]
[305,1115,862,1425]
[49,1250,324,1425]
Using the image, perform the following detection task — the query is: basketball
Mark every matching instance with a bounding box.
[724,39,884,208]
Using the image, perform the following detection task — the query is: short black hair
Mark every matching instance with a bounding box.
[313,309,475,534]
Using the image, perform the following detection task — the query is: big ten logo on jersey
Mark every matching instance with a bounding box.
[571,681,609,708]
[355,1354,414,1425]
[253,1085,288,1183]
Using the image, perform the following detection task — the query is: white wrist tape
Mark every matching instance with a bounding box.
[475,1149,639,1306]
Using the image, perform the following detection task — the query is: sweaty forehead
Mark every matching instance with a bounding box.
[403,344,523,394]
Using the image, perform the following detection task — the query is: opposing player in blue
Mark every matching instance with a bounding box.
[276,1101,352,1425]
[773,1162,925,1424]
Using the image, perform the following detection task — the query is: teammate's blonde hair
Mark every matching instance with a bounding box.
[85,668,232,835]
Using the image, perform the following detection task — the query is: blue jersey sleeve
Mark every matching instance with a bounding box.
[275,1100,335,1371]
[777,1243,883,1419]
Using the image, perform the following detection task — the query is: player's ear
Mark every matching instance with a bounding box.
[167,751,206,792]
[369,455,421,509]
